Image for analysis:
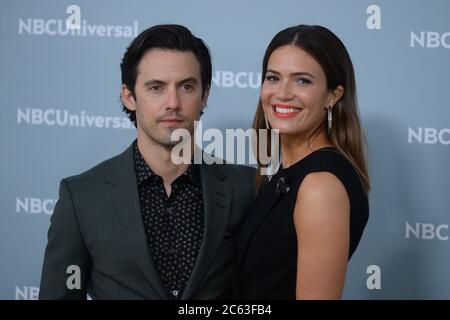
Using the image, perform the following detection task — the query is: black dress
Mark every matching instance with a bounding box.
[234,147,369,299]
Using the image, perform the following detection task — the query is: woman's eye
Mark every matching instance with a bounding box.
[297,78,311,85]
[265,75,279,82]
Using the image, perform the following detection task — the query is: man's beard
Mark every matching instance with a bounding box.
[143,120,195,149]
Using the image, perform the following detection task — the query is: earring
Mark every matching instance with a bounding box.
[327,106,332,135]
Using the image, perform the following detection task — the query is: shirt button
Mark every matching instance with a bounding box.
[172,290,179,297]
[169,247,177,254]
[166,207,172,214]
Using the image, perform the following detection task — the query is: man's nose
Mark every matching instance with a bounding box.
[165,86,181,110]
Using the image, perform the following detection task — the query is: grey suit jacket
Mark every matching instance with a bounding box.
[39,143,255,300]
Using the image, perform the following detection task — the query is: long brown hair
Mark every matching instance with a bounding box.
[254,25,370,193]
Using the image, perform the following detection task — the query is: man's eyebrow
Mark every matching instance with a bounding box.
[144,79,166,87]
[266,69,315,79]
[178,77,199,85]
[143,77,199,87]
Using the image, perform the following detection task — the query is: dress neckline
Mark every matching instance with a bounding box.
[281,146,338,173]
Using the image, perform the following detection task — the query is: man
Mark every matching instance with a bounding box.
[39,24,255,299]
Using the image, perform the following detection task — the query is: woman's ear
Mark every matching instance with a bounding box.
[329,85,344,106]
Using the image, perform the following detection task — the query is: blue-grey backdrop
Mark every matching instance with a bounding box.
[1,0,449,299]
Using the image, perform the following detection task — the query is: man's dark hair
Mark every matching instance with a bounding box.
[120,24,212,127]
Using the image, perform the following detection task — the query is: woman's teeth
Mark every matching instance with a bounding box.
[273,106,301,114]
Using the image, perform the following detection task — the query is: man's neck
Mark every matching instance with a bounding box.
[136,134,191,190]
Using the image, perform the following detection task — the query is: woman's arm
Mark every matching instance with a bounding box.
[293,172,350,299]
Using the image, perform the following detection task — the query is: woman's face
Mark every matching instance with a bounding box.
[261,45,338,137]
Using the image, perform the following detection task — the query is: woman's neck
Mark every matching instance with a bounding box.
[281,131,333,168]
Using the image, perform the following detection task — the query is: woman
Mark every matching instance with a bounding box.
[235,25,370,299]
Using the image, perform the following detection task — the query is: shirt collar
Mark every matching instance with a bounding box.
[133,140,200,186]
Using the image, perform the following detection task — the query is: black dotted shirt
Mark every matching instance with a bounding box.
[133,141,205,299]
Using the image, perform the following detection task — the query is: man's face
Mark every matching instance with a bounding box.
[122,49,208,148]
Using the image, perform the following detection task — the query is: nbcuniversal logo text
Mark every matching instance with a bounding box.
[19,19,138,38]
[405,222,448,241]
[212,71,261,89]
[15,285,92,300]
[18,5,138,38]
[407,127,450,145]
[16,197,57,215]
[17,108,134,129]
[410,31,450,48]
[15,286,39,300]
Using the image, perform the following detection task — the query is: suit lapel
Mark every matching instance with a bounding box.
[235,171,286,268]
[181,163,232,299]
[104,144,168,299]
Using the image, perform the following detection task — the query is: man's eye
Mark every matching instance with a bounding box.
[149,86,162,91]
[182,84,193,91]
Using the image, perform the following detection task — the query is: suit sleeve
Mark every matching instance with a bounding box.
[39,179,91,300]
